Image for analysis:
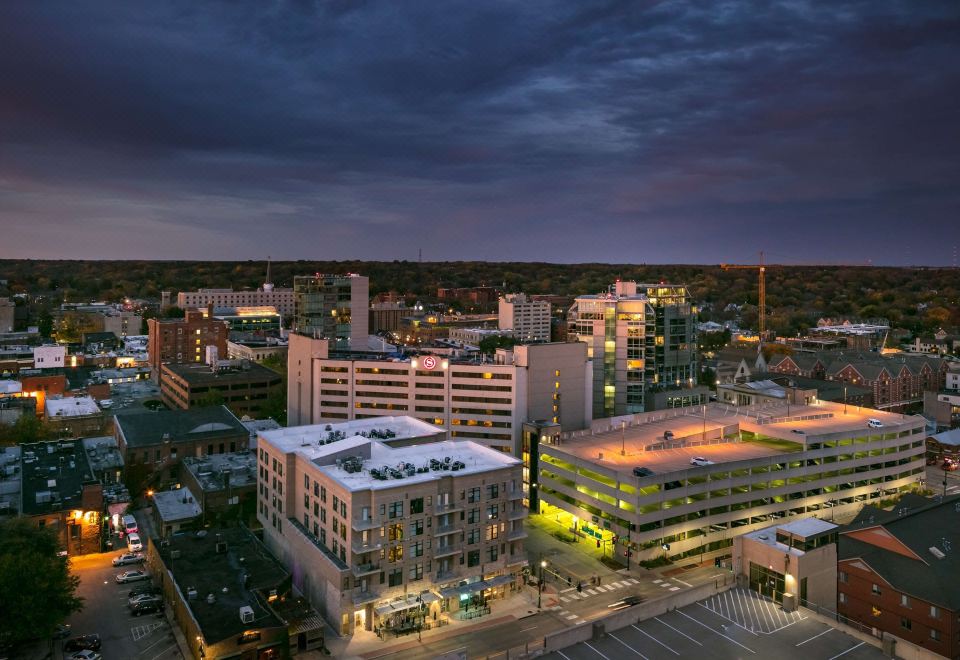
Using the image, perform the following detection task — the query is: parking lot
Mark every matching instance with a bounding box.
[542,588,886,660]
[62,551,182,660]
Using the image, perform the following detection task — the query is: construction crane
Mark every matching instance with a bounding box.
[720,251,771,342]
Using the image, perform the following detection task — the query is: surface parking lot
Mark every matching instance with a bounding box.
[543,588,885,660]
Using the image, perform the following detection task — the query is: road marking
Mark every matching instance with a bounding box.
[556,651,573,660]
[131,622,164,641]
[654,616,702,646]
[628,578,639,584]
[560,596,570,603]
[631,624,679,655]
[697,597,759,636]
[609,632,650,659]
[565,613,579,620]
[139,631,172,656]
[561,586,576,593]
[519,625,538,632]
[673,578,693,588]
[652,579,663,583]
[584,641,611,659]
[675,609,756,654]
[827,641,866,660]
[147,644,176,660]
[669,586,680,591]
[796,628,833,646]
[586,588,598,595]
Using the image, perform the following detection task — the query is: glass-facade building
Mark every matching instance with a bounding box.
[293,274,369,350]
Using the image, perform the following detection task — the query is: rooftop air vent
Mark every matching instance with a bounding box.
[929,546,946,560]
[239,605,254,623]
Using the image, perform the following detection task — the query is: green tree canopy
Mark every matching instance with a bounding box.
[0,519,83,647]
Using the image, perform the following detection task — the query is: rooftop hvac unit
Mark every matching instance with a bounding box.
[239,605,255,624]
[187,587,197,600]
[170,550,181,559]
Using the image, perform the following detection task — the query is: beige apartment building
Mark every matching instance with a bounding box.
[533,401,925,564]
[178,288,296,318]
[287,334,591,455]
[257,417,526,637]
[499,293,551,342]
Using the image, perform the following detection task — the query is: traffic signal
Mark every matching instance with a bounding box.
[596,539,601,548]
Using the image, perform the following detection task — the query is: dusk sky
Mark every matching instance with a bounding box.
[1,1,958,265]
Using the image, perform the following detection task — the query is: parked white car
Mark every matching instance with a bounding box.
[689,457,715,467]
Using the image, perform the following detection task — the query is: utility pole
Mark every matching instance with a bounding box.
[621,421,626,456]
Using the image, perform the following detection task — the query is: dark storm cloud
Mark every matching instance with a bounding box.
[0,0,957,263]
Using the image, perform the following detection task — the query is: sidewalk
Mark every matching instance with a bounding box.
[323,587,542,660]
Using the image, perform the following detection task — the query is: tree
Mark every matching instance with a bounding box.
[0,519,83,647]
[0,414,55,445]
[195,391,226,408]
[478,335,519,354]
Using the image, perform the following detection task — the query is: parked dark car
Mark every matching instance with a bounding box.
[131,600,164,617]
[63,634,101,652]
[128,585,161,598]
[632,466,654,477]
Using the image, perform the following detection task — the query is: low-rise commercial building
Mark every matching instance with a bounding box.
[19,439,103,555]
[838,494,960,660]
[114,406,249,487]
[227,339,288,364]
[257,417,527,637]
[733,517,838,610]
[287,334,590,454]
[181,451,258,522]
[151,487,202,537]
[532,401,925,564]
[45,395,105,436]
[159,361,283,417]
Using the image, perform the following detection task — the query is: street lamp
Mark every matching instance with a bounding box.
[538,555,547,609]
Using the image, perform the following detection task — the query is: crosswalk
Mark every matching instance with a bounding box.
[557,577,639,603]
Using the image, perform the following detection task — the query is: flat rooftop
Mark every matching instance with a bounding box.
[182,452,257,492]
[553,401,921,477]
[259,416,444,459]
[20,440,98,516]
[46,396,101,418]
[153,487,202,523]
[161,361,282,386]
[317,439,520,492]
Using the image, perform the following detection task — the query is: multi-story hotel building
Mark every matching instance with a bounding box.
[531,401,925,564]
[177,288,295,319]
[568,281,700,417]
[287,334,590,454]
[499,293,551,342]
[257,417,526,637]
[293,274,369,350]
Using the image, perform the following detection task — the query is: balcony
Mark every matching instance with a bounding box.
[507,528,528,541]
[351,587,382,606]
[507,489,523,501]
[434,523,459,536]
[436,569,458,581]
[435,503,464,514]
[352,538,383,554]
[351,517,380,532]
[506,555,528,567]
[352,563,381,578]
[434,544,461,558]
[507,508,526,521]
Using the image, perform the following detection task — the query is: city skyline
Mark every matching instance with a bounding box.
[1,1,958,265]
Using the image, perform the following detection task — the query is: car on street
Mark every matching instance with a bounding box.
[63,634,101,652]
[111,552,144,567]
[690,457,715,467]
[944,459,958,471]
[69,651,102,660]
[115,570,149,583]
[622,595,645,606]
[131,600,164,617]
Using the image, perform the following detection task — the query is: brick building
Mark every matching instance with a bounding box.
[838,494,960,659]
[147,309,228,378]
[158,360,283,417]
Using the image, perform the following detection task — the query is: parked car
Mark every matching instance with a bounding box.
[126,532,143,552]
[112,552,144,567]
[129,594,163,606]
[632,466,654,477]
[63,635,101,652]
[943,459,958,472]
[53,624,72,639]
[128,585,161,598]
[115,570,149,584]
[690,457,715,467]
[69,651,102,660]
[791,429,805,434]
[663,430,675,440]
[622,595,645,606]
[131,600,164,617]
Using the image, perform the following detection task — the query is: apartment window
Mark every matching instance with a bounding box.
[313,482,319,497]
[485,524,499,541]
[408,563,423,582]
[839,571,848,584]
[303,494,309,509]
[468,487,480,503]
[332,519,339,534]
[319,528,326,545]
[839,592,847,605]
[930,628,941,641]
[468,508,480,524]
[388,523,403,541]
[341,501,347,518]
[410,498,424,514]
[388,545,403,562]
[388,501,404,519]
[412,519,424,536]
[320,508,326,524]
[487,504,499,520]
[467,550,480,567]
[900,594,910,608]
[487,484,499,500]
[314,502,319,517]
[900,618,911,631]
[871,584,881,596]
[411,541,423,557]
[321,486,327,503]
[333,495,339,512]
[487,546,498,562]
[388,568,403,587]
[929,605,939,619]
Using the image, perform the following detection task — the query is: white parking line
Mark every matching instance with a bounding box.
[609,631,650,659]
[695,601,759,637]
[556,651,573,660]
[654,616,702,646]
[796,628,833,646]
[673,578,693,588]
[631,624,679,655]
[674,609,756,654]
[827,641,865,660]
[584,641,612,659]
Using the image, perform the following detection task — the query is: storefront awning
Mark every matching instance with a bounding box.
[374,594,428,616]
[438,575,514,599]
[485,574,515,589]
[419,591,441,604]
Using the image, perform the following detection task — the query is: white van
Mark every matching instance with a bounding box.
[867,418,884,429]
[122,514,138,535]
[127,532,143,552]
